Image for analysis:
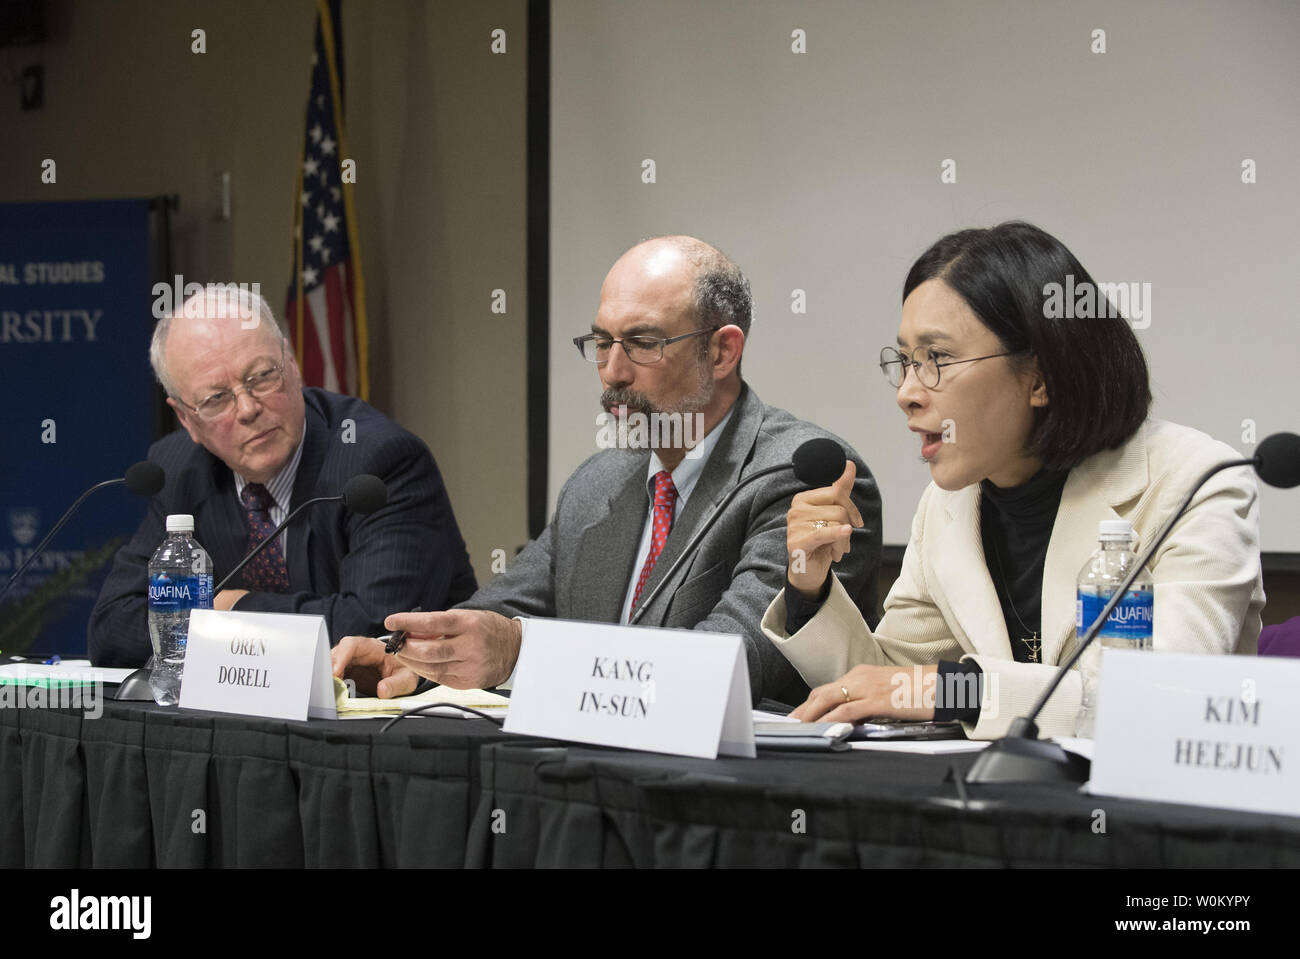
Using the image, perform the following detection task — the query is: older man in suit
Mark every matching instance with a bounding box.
[333,236,882,705]
[88,286,477,667]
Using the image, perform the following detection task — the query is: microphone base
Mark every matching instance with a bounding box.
[113,665,156,702]
[964,717,1090,785]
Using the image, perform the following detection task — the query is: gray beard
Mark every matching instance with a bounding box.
[599,374,714,457]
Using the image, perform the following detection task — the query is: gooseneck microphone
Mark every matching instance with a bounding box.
[213,473,388,592]
[966,432,1300,785]
[627,438,853,625]
[0,461,165,604]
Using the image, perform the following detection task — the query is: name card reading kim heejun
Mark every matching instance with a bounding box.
[504,618,755,759]
[1089,649,1300,818]
[180,609,337,721]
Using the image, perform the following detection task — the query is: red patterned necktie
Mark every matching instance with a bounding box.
[629,470,678,620]
[240,483,290,593]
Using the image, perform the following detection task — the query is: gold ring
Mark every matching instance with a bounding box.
[841,686,851,703]
[811,520,830,529]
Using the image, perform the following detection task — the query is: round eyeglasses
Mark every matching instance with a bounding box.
[879,345,1024,389]
[173,346,288,421]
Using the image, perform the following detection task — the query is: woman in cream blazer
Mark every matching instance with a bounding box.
[763,223,1264,740]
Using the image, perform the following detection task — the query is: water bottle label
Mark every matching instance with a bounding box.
[1077,588,1154,638]
[148,573,206,611]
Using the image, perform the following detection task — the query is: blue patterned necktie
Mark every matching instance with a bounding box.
[240,483,290,593]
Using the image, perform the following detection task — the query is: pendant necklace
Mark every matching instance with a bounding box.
[988,530,1041,663]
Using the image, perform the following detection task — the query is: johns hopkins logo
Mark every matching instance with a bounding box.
[9,509,38,546]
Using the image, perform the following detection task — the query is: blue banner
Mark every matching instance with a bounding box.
[0,199,154,656]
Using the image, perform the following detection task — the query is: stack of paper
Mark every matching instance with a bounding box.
[333,678,509,720]
[0,660,136,688]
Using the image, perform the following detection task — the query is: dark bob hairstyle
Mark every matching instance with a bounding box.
[902,221,1151,471]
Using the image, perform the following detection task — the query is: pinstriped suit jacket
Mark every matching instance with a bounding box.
[88,388,477,667]
[462,384,883,706]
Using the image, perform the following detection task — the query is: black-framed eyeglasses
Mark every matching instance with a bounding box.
[173,343,288,421]
[573,328,715,366]
[879,345,1024,389]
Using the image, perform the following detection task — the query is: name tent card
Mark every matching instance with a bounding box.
[180,609,337,721]
[504,618,755,759]
[1089,649,1300,817]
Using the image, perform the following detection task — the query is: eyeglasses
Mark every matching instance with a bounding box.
[573,328,715,366]
[174,345,288,421]
[879,345,1024,389]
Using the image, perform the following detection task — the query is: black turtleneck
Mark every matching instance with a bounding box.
[979,467,1069,663]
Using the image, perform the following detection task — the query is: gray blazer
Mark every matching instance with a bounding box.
[462,384,882,705]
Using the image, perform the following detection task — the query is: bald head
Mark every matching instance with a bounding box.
[612,236,752,343]
[590,236,749,468]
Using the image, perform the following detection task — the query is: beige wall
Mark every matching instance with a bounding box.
[0,0,529,583]
[344,0,529,575]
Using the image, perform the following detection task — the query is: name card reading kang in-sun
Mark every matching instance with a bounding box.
[1089,650,1300,818]
[579,656,656,718]
[505,618,754,759]
[181,609,336,721]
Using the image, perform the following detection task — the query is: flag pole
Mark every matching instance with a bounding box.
[316,0,369,401]
[292,164,305,370]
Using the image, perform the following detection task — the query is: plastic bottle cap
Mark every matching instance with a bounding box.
[165,514,195,533]
[1098,519,1134,540]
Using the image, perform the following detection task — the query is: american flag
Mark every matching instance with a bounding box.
[286,0,369,398]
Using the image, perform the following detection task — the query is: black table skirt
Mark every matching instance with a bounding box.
[467,744,1300,868]
[5,699,1300,868]
[1,698,510,868]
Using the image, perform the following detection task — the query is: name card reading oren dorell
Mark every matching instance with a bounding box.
[1089,649,1300,818]
[180,609,337,721]
[504,618,755,759]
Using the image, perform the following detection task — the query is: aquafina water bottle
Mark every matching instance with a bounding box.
[146,515,213,705]
[1074,519,1153,736]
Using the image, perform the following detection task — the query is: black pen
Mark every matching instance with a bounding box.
[377,606,422,654]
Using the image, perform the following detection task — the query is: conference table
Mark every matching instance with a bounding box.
[5,696,1300,869]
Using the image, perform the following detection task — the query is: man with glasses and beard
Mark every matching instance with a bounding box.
[88,285,477,667]
[332,236,882,706]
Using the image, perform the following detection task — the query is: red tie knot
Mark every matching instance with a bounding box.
[652,470,677,511]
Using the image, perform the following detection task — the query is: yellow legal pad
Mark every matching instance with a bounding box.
[332,677,509,719]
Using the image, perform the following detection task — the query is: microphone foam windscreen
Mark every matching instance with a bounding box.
[1255,432,1300,489]
[123,461,165,496]
[791,437,847,487]
[342,474,389,514]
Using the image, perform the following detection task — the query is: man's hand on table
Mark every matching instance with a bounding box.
[332,609,522,699]
[331,633,419,699]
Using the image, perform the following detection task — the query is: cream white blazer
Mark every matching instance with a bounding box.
[762,420,1265,739]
